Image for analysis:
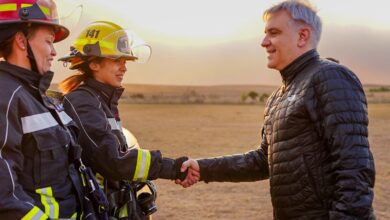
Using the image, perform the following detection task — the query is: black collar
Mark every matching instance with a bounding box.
[280,49,319,86]
[0,61,53,96]
[84,77,124,107]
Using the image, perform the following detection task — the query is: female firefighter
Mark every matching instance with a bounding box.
[59,21,187,219]
[0,0,100,219]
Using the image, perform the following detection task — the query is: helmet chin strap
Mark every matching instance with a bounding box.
[26,41,39,73]
[21,26,39,74]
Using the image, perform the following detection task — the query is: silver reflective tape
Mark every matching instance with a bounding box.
[40,188,55,218]
[21,112,58,134]
[108,118,120,130]
[118,121,123,132]
[137,150,147,180]
[57,111,72,125]
[30,210,46,220]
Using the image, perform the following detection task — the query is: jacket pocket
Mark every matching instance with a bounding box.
[32,127,70,186]
[302,154,325,207]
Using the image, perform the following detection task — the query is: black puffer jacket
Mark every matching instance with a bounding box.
[198,50,375,219]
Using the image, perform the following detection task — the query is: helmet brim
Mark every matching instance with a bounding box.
[59,54,138,70]
[0,20,69,42]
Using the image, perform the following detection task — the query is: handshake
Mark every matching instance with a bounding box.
[173,158,200,188]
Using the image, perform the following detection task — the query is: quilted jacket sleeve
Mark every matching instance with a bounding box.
[197,128,269,183]
[313,65,375,219]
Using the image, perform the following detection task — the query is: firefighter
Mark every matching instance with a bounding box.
[59,21,187,220]
[0,0,92,219]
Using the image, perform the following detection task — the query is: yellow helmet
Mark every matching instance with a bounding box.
[59,21,151,70]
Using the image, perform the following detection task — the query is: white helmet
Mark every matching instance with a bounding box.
[122,127,140,149]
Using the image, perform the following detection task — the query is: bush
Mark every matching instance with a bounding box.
[130,93,145,99]
[259,93,269,102]
[247,91,259,101]
[369,87,390,92]
[241,93,249,102]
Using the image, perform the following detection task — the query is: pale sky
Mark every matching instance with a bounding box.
[52,0,390,86]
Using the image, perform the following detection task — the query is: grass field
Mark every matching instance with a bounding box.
[119,103,390,220]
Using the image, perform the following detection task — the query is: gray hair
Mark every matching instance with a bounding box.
[263,0,322,47]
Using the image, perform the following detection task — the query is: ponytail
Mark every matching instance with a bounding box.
[59,71,87,94]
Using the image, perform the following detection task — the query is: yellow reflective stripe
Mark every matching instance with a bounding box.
[118,204,128,218]
[133,149,143,181]
[74,38,115,49]
[142,151,151,182]
[133,149,151,181]
[71,212,78,219]
[38,5,50,16]
[99,40,115,50]
[74,38,97,47]
[95,172,105,189]
[22,206,48,220]
[21,3,33,8]
[80,173,86,186]
[0,3,17,12]
[35,187,59,219]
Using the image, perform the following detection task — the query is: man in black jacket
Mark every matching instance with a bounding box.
[177,0,375,219]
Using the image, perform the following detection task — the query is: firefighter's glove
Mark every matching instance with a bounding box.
[174,156,189,181]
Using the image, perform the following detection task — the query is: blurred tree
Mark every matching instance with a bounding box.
[259,93,269,102]
[241,93,248,102]
[248,91,259,102]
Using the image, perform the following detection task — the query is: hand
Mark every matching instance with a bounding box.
[175,159,200,188]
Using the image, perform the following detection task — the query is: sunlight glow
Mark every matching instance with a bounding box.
[77,0,389,47]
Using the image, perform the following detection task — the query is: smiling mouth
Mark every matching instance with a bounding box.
[267,49,276,54]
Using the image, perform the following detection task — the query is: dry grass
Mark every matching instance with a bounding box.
[119,103,390,220]
[50,84,390,104]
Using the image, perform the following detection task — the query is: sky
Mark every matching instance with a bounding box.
[52,0,390,86]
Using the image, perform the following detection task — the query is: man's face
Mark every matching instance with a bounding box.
[261,10,301,71]
[93,57,127,88]
[28,26,56,74]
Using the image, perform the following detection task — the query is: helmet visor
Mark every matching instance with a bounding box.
[100,29,151,63]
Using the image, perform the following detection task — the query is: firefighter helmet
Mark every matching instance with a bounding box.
[122,127,140,150]
[59,21,151,70]
[0,0,69,43]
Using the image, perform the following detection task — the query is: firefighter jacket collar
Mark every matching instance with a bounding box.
[280,49,319,87]
[84,77,124,107]
[0,61,53,96]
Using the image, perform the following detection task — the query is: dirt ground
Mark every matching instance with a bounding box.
[119,103,390,220]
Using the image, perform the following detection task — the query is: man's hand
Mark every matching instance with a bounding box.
[175,159,200,188]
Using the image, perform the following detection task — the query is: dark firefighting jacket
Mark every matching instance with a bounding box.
[0,61,82,219]
[63,78,178,218]
[197,50,375,219]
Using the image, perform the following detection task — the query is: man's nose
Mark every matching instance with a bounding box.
[261,36,269,48]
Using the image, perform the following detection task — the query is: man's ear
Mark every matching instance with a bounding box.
[297,27,311,48]
[14,32,27,51]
